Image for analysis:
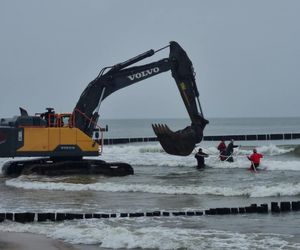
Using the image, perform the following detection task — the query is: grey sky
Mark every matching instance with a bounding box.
[1,0,300,119]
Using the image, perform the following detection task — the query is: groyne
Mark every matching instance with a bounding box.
[103,133,300,145]
[1,201,299,223]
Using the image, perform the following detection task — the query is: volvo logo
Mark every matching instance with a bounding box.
[127,67,160,80]
[60,146,76,150]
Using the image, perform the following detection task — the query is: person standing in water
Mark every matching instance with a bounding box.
[247,148,263,171]
[217,139,227,161]
[225,139,238,162]
[195,148,209,169]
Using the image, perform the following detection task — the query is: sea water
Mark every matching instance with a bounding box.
[0,117,300,249]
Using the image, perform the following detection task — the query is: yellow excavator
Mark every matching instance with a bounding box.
[0,41,208,177]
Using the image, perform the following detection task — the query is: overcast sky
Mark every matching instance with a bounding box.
[1,0,300,119]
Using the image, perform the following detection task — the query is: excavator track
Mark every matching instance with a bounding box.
[2,159,134,177]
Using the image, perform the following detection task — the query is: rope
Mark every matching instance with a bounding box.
[154,45,170,53]
[251,161,257,172]
[196,145,252,162]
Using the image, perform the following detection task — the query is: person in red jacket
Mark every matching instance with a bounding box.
[247,148,263,171]
[217,140,227,161]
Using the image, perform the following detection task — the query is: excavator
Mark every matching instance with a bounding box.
[0,41,208,177]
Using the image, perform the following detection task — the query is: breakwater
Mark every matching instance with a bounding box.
[1,201,299,223]
[103,132,300,145]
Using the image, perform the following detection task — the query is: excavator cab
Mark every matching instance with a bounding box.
[46,113,72,128]
[39,108,71,128]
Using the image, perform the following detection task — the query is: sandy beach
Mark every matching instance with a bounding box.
[0,232,99,250]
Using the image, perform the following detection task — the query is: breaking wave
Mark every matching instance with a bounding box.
[1,218,300,250]
[99,143,298,169]
[0,219,299,249]
[5,178,300,198]
[0,143,297,173]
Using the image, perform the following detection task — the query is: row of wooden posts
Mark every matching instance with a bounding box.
[0,201,299,223]
[103,133,300,145]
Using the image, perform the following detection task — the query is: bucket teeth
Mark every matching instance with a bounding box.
[152,124,171,135]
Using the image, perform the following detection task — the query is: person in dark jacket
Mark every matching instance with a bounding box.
[195,148,209,168]
[225,139,238,162]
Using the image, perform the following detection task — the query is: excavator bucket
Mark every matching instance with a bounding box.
[152,123,204,156]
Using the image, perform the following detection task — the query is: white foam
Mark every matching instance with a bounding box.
[256,144,294,155]
[0,220,299,249]
[209,157,300,171]
[5,176,300,198]
[0,143,296,174]
[262,160,300,171]
[2,143,300,198]
[99,143,297,169]
[248,182,300,197]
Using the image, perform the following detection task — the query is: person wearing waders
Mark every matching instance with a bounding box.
[217,139,227,161]
[225,139,238,162]
[247,148,263,171]
[195,148,209,169]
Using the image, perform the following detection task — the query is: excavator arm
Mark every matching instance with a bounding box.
[152,42,209,155]
[74,41,208,156]
[74,57,171,135]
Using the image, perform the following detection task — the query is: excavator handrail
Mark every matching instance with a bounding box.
[73,108,104,153]
[73,108,103,130]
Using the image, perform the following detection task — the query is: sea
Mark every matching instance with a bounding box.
[1,117,300,250]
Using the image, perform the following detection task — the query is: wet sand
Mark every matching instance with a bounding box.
[0,232,99,250]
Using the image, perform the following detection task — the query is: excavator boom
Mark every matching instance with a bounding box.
[74,41,208,156]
